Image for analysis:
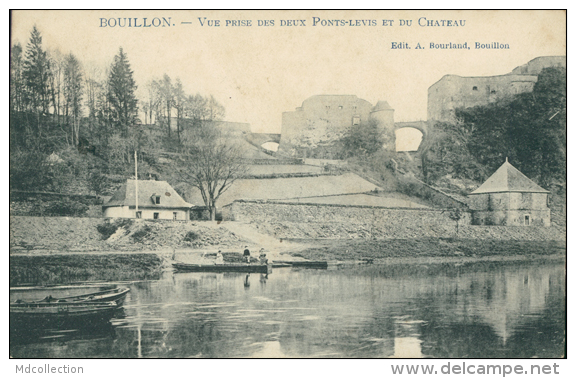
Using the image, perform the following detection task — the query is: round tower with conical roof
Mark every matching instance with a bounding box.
[369,100,395,149]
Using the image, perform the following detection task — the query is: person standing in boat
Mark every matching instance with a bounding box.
[215,250,224,264]
[243,246,251,263]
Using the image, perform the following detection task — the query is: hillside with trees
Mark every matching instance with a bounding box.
[10,26,566,225]
[10,26,234,216]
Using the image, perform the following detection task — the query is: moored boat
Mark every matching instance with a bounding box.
[10,301,119,329]
[10,284,117,303]
[173,262,272,274]
[10,286,130,306]
[22,287,131,306]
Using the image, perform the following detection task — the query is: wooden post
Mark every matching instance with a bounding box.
[135,150,139,216]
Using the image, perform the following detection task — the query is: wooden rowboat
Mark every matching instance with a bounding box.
[173,262,272,274]
[23,287,131,306]
[10,301,119,329]
[10,285,130,306]
[10,284,117,303]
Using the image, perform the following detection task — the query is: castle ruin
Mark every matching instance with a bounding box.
[427,56,566,123]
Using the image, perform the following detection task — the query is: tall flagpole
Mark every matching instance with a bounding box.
[135,150,139,216]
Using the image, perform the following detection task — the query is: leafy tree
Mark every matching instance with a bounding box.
[9,149,52,191]
[456,67,566,188]
[107,47,138,137]
[340,118,388,158]
[420,121,485,184]
[206,95,225,122]
[421,67,565,191]
[185,93,208,127]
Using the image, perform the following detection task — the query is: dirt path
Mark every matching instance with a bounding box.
[216,221,308,261]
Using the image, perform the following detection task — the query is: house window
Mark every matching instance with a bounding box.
[154,213,159,220]
[155,196,161,204]
[472,86,478,91]
[173,212,178,220]
[524,215,530,226]
[136,211,142,219]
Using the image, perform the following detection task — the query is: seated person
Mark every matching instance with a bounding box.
[215,250,224,264]
[258,248,268,264]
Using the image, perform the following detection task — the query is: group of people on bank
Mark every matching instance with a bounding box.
[214,246,268,265]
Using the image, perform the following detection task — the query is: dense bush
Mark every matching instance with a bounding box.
[131,225,152,242]
[9,149,53,191]
[97,218,133,240]
[183,231,200,242]
[44,200,89,216]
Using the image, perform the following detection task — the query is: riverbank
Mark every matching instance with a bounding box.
[289,238,566,262]
[10,216,566,285]
[10,253,164,286]
[9,248,565,287]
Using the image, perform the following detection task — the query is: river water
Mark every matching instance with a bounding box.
[10,260,565,358]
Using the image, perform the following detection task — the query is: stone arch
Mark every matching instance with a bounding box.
[393,121,427,151]
[395,127,424,152]
[244,133,281,148]
[261,141,280,152]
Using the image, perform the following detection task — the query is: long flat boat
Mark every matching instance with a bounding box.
[10,284,117,303]
[15,287,131,306]
[10,301,119,329]
[173,262,272,274]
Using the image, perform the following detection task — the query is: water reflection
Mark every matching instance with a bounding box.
[10,260,565,358]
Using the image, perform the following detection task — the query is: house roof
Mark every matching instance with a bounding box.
[470,160,549,195]
[103,180,193,208]
[372,100,393,112]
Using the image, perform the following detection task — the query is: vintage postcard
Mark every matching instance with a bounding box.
[9,9,566,365]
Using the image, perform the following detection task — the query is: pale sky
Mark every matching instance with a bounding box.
[11,10,566,133]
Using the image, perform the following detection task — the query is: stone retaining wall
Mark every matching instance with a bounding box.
[222,200,471,225]
[222,201,564,241]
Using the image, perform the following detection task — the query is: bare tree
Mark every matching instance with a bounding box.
[179,125,247,221]
[63,53,83,146]
[48,48,65,126]
[173,78,186,143]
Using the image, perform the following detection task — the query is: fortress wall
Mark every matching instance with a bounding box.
[279,95,373,154]
[510,56,566,75]
[428,74,538,122]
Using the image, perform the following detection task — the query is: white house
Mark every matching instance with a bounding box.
[103,180,193,220]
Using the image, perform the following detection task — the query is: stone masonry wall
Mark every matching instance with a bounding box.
[223,201,564,241]
[223,200,470,226]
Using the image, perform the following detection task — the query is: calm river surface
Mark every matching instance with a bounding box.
[10,260,565,358]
